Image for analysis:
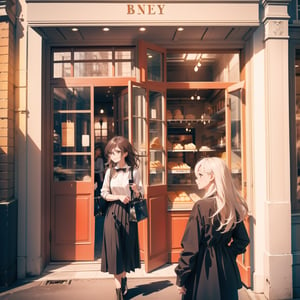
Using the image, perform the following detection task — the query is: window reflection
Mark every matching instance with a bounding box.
[147,49,162,81]
[54,155,91,182]
[53,48,135,78]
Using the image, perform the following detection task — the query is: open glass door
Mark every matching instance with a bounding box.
[138,40,168,272]
[51,86,95,260]
[226,81,251,287]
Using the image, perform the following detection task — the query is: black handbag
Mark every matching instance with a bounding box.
[129,196,148,222]
[129,168,148,222]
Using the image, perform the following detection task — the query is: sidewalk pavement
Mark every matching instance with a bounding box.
[0,262,266,300]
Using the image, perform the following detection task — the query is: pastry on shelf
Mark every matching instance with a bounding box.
[168,191,177,202]
[167,161,178,170]
[167,110,173,119]
[173,109,184,119]
[168,161,191,170]
[184,143,196,150]
[150,137,162,149]
[185,113,195,119]
[199,145,214,152]
[173,143,184,150]
[150,160,163,169]
[168,191,192,203]
[177,191,191,202]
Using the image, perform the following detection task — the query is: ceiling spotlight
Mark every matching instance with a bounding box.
[72,27,79,32]
[177,27,184,32]
[139,27,146,32]
[191,95,195,100]
[197,95,201,100]
[197,61,202,67]
[194,65,199,72]
[102,27,110,32]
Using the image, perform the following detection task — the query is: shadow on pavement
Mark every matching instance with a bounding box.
[125,279,174,299]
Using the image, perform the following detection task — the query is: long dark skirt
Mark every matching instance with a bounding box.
[101,201,141,275]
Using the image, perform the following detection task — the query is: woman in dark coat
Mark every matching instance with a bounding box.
[175,157,250,300]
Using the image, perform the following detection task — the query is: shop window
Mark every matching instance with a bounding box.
[53,87,92,182]
[52,48,135,78]
[166,52,240,82]
[147,49,163,81]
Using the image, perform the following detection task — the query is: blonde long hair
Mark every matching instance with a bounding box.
[194,157,248,232]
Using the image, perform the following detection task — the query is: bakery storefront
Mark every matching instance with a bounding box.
[15,0,293,298]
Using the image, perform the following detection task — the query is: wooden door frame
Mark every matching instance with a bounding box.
[226,81,251,287]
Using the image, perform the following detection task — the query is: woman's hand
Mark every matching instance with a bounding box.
[176,285,186,295]
[119,195,130,204]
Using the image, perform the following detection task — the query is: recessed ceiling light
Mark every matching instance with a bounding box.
[102,27,110,32]
[72,28,79,32]
[177,27,184,32]
[139,27,146,32]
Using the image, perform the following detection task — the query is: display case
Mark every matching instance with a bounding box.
[166,101,203,211]
[166,91,228,211]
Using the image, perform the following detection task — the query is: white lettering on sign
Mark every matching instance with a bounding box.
[127,4,165,15]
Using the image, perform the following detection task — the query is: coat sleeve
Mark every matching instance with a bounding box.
[175,205,201,287]
[229,221,250,257]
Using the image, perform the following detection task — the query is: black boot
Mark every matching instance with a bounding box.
[116,288,123,300]
[121,277,128,296]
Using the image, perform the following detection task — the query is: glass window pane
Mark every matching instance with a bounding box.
[230,90,242,193]
[147,49,162,81]
[149,91,163,120]
[53,62,72,78]
[149,150,165,185]
[54,52,71,61]
[53,155,91,182]
[53,87,90,110]
[53,112,91,153]
[132,86,146,151]
[123,119,129,139]
[74,62,112,77]
[115,50,133,59]
[123,93,128,117]
[115,62,134,77]
[74,51,112,60]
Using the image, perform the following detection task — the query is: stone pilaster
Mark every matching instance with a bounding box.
[262,0,292,299]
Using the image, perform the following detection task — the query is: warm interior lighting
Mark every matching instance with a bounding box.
[177,27,184,32]
[139,27,146,32]
[72,28,79,32]
[102,27,110,32]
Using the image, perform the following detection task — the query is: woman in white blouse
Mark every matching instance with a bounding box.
[101,136,143,300]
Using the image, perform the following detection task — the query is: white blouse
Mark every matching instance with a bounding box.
[101,165,144,200]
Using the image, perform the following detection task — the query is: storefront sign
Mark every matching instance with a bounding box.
[127,4,165,15]
[27,2,259,26]
[61,121,74,147]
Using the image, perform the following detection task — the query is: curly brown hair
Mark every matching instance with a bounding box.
[105,136,140,169]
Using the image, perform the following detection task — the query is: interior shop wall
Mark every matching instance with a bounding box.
[167,64,213,81]
[214,53,240,82]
